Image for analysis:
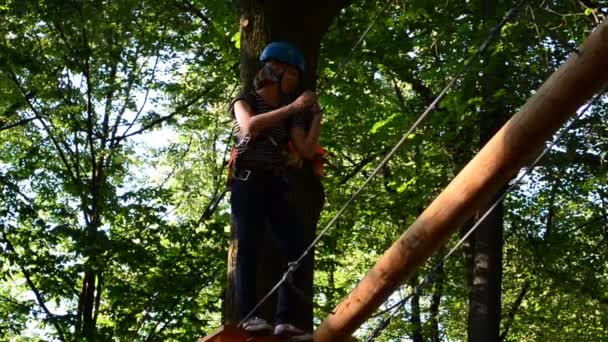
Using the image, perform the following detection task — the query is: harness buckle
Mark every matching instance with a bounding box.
[234,169,251,181]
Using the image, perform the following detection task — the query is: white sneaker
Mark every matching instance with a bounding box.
[242,316,273,334]
[274,323,313,341]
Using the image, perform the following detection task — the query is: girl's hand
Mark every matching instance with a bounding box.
[311,102,323,116]
[291,91,317,113]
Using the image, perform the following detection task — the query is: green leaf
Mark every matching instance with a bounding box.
[369,113,397,134]
[231,31,241,49]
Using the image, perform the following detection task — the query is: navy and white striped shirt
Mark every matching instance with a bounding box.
[230,91,309,169]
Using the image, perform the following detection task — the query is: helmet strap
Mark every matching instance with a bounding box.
[261,61,297,97]
[267,65,290,96]
[267,63,285,84]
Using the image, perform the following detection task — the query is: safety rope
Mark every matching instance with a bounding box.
[239,0,527,327]
[364,88,607,342]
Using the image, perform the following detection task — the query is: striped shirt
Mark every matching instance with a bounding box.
[230,91,308,169]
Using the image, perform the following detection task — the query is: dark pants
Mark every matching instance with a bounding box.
[231,171,310,324]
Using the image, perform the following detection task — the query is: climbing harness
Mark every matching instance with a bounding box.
[286,141,326,178]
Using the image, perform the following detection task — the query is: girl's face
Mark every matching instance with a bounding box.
[267,60,300,94]
[280,65,300,94]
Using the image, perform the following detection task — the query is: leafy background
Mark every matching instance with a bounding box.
[1,0,607,340]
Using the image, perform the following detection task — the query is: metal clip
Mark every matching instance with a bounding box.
[234,169,251,181]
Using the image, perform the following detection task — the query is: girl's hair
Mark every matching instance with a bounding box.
[253,63,280,90]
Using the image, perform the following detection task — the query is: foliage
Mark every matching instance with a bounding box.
[1,0,607,340]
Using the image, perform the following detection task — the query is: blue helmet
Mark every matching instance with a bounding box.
[259,42,306,74]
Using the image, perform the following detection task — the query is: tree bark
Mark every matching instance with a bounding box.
[225,0,350,328]
[467,197,504,342]
[429,251,445,342]
[466,1,509,341]
[409,277,424,342]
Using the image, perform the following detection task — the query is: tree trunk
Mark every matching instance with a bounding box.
[80,200,103,339]
[467,196,504,342]
[409,277,424,342]
[429,251,445,342]
[225,0,350,328]
[467,1,508,340]
[80,219,105,340]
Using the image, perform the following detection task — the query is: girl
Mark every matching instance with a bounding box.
[230,41,322,341]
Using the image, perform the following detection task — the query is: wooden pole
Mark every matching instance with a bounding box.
[315,18,608,341]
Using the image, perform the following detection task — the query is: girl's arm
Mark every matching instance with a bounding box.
[234,91,316,139]
[290,105,322,160]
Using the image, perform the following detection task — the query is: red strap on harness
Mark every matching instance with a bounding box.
[288,141,326,178]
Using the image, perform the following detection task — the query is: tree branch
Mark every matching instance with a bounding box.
[544,175,560,240]
[5,69,80,186]
[49,19,85,71]
[430,253,445,342]
[120,51,162,139]
[339,152,382,185]
[215,127,235,185]
[500,281,531,341]
[0,117,36,132]
[143,271,214,342]
[197,188,229,227]
[558,215,605,236]
[0,294,45,316]
[92,272,104,326]
[0,181,83,302]
[408,276,424,342]
[390,74,407,112]
[110,46,142,145]
[76,275,86,333]
[529,237,608,306]
[537,150,606,169]
[179,0,212,26]
[101,62,118,150]
[2,233,67,342]
[113,87,212,144]
[81,24,98,190]
[178,0,236,52]
[7,68,93,227]
[0,94,34,130]
[31,22,87,181]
